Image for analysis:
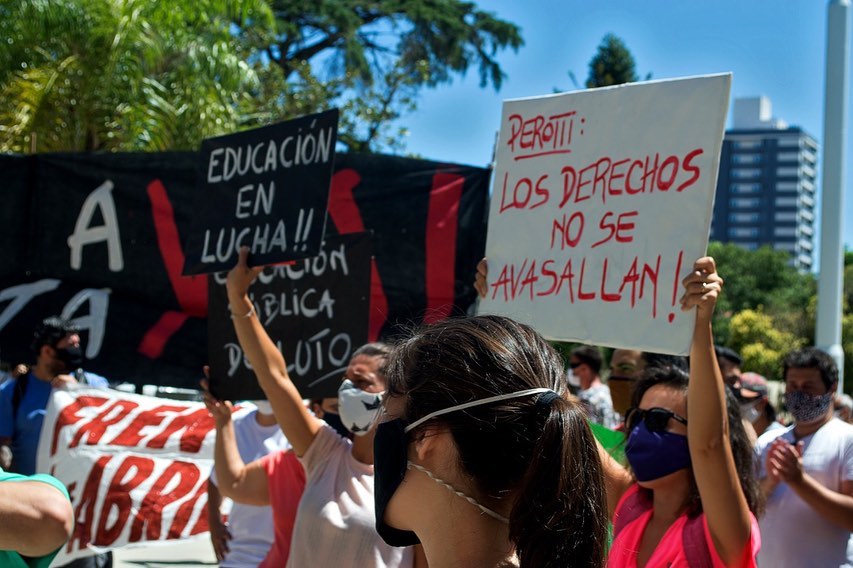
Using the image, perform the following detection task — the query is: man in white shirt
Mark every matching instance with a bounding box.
[756,347,853,568]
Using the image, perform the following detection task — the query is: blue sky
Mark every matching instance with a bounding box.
[398,1,853,251]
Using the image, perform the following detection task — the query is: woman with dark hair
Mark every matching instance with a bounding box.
[218,247,420,568]
[374,314,608,568]
[602,257,762,567]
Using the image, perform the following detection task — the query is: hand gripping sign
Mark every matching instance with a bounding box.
[478,74,731,355]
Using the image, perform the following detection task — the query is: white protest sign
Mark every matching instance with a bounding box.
[37,387,249,564]
[479,74,730,354]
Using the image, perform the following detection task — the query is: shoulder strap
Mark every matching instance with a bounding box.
[11,374,29,422]
[682,514,713,568]
[612,484,651,538]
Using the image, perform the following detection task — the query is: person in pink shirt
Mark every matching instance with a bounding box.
[601,257,762,568]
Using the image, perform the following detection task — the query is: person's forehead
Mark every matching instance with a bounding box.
[346,354,380,375]
[611,349,643,367]
[56,332,80,347]
[785,367,823,385]
[640,384,687,414]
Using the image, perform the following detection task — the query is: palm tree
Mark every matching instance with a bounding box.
[0,0,274,152]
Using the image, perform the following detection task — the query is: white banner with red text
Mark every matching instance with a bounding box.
[37,387,244,564]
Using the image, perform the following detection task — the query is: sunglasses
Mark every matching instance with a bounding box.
[569,361,583,369]
[625,407,688,433]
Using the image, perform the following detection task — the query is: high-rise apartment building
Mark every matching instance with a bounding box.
[711,96,818,271]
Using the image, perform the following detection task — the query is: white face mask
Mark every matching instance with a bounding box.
[566,368,581,388]
[740,402,761,423]
[253,400,274,415]
[337,380,384,436]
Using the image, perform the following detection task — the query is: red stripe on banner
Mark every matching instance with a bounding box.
[328,169,388,341]
[423,173,464,324]
[137,311,190,359]
[146,180,208,317]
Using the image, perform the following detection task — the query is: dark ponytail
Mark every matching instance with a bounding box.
[510,395,608,567]
[387,315,608,568]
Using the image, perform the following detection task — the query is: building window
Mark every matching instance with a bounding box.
[774,227,797,237]
[775,242,797,252]
[777,137,801,148]
[801,179,815,192]
[734,140,762,150]
[776,181,798,192]
[731,168,761,179]
[777,152,800,162]
[730,227,760,238]
[775,211,798,222]
[729,212,761,223]
[776,167,799,177]
[731,183,761,194]
[732,153,762,165]
[775,196,798,208]
[740,242,759,251]
[730,197,760,208]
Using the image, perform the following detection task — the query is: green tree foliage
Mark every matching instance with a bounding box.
[708,241,816,346]
[585,33,648,88]
[728,309,804,380]
[0,0,275,152]
[1,0,523,153]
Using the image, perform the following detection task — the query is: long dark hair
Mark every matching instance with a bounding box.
[386,315,607,568]
[630,367,763,517]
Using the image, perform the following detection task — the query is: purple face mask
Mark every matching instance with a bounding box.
[625,421,691,482]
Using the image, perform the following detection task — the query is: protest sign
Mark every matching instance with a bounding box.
[36,387,245,564]
[207,232,372,401]
[0,152,489,390]
[183,109,339,275]
[479,74,731,355]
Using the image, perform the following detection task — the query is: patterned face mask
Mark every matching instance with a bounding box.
[785,390,834,423]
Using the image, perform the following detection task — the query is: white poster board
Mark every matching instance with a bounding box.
[478,74,731,354]
[36,387,249,564]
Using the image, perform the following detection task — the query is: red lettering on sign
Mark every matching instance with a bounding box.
[424,172,464,324]
[96,456,155,545]
[327,169,389,341]
[70,400,139,449]
[52,396,109,456]
[145,408,214,453]
[130,461,201,541]
[137,179,209,359]
[68,456,111,552]
[677,149,703,192]
[107,405,187,447]
[168,478,208,538]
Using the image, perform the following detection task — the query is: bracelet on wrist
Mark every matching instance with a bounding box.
[229,304,256,319]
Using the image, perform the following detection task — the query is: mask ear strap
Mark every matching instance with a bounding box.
[404,388,555,433]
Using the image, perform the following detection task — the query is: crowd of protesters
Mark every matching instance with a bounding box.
[1,251,851,568]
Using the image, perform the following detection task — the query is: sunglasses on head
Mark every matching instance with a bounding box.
[625,407,688,433]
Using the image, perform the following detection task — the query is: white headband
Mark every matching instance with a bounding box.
[404,388,556,433]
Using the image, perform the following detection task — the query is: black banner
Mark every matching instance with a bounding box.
[184,110,339,274]
[0,151,490,391]
[207,233,371,401]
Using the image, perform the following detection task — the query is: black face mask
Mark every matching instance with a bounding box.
[54,345,83,371]
[373,418,420,547]
[322,411,352,440]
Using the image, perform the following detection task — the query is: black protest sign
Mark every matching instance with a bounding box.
[183,109,339,275]
[207,232,372,401]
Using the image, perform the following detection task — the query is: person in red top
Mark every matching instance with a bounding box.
[204,380,306,567]
[600,257,763,567]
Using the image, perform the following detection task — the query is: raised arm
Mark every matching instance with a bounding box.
[683,257,752,565]
[204,383,271,506]
[226,247,323,456]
